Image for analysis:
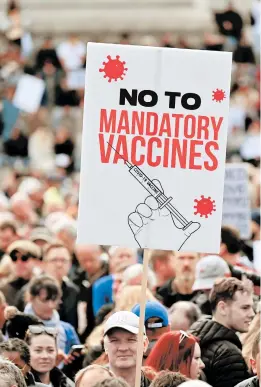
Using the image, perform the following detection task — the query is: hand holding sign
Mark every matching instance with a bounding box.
[128,179,200,251]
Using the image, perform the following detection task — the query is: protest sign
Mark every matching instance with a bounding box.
[78,43,232,254]
[13,74,45,113]
[222,163,251,239]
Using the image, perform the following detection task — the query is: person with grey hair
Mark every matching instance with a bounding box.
[93,377,130,387]
[121,263,156,291]
[75,365,114,387]
[179,382,212,387]
[0,356,27,387]
[55,221,77,255]
[169,301,202,331]
[9,193,39,227]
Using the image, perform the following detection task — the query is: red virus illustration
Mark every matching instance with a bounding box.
[212,88,226,102]
[194,195,216,218]
[99,55,128,82]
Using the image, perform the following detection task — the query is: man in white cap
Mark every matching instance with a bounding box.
[103,311,149,387]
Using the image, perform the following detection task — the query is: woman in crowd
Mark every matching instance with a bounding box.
[146,331,205,380]
[25,324,74,386]
[24,275,80,355]
[0,337,45,386]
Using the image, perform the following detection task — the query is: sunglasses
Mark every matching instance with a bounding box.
[10,250,37,262]
[179,330,189,344]
[28,325,58,337]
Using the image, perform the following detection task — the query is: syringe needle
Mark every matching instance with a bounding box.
[107,142,132,168]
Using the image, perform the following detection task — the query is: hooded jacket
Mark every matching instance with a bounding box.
[189,318,250,387]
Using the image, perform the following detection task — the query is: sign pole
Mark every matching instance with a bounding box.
[135,248,150,387]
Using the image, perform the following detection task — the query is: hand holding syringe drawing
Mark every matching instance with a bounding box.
[107,142,201,251]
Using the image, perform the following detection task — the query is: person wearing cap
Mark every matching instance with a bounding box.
[103,311,150,387]
[191,255,231,315]
[132,301,170,358]
[0,240,42,307]
[30,227,52,248]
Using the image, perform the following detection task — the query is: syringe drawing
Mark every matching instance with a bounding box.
[107,142,201,251]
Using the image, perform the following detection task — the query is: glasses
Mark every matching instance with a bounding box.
[179,330,189,344]
[10,250,37,262]
[28,325,58,337]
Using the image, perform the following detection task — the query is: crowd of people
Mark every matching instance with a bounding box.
[0,0,260,387]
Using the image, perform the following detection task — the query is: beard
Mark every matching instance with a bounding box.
[180,272,194,282]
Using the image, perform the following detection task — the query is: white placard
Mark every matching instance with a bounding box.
[78,43,232,253]
[13,74,45,113]
[222,163,251,239]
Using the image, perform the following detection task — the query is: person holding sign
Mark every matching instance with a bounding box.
[77,42,233,387]
[103,311,150,387]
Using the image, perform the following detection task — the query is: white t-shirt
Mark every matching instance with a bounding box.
[57,40,86,71]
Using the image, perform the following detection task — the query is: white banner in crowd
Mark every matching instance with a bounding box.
[13,74,45,113]
[222,163,251,240]
[78,43,232,253]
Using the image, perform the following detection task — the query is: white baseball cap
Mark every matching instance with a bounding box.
[104,311,145,336]
[192,255,231,291]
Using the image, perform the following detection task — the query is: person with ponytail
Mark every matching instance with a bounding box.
[146,331,205,380]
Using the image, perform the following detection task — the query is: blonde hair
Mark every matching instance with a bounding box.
[242,312,260,370]
[115,285,156,312]
[75,365,114,387]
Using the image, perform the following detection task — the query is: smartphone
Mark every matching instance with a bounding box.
[69,345,85,356]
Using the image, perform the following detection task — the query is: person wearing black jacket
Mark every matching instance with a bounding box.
[156,251,199,308]
[214,2,243,41]
[73,245,109,341]
[189,277,254,387]
[35,36,61,70]
[4,127,28,158]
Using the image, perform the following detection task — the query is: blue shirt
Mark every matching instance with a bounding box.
[92,274,113,316]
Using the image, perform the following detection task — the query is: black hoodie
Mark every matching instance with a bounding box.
[189,317,250,387]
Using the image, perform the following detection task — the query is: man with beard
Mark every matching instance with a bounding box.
[156,251,199,308]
